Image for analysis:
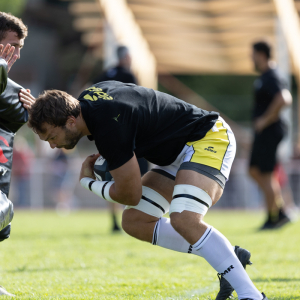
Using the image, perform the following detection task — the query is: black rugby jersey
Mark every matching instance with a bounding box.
[78,81,219,171]
[253,68,286,120]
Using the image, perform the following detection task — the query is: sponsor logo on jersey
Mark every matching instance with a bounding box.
[219,265,234,277]
[113,114,120,122]
[204,146,217,153]
[83,87,113,101]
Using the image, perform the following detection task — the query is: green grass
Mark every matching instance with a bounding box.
[0,210,299,299]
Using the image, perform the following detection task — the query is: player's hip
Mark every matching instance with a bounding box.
[151,116,236,188]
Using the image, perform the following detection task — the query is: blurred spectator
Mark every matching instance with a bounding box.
[94,45,137,84]
[11,137,33,207]
[93,45,148,232]
[249,41,292,230]
[50,148,78,214]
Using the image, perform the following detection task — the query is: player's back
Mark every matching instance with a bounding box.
[78,81,219,168]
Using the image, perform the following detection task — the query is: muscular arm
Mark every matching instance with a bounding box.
[109,154,142,206]
[80,153,142,206]
[255,89,292,132]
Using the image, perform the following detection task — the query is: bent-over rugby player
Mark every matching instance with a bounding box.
[28,81,268,300]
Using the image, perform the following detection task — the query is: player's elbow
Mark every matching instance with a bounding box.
[281,89,292,106]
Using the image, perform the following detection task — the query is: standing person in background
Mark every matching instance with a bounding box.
[249,41,292,230]
[11,137,33,207]
[94,45,137,84]
[93,46,148,232]
[0,12,35,296]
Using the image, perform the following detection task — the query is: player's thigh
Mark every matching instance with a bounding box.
[122,170,175,241]
[169,117,235,238]
[175,169,223,205]
[142,170,175,203]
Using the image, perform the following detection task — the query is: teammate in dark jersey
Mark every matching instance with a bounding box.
[28,82,268,300]
[249,41,292,230]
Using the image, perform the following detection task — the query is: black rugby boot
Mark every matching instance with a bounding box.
[215,246,252,300]
[241,292,268,300]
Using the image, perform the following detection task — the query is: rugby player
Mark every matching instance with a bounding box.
[28,82,268,300]
[249,41,292,230]
[0,12,35,296]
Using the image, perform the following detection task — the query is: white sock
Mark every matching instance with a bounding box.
[194,227,262,300]
[152,217,201,256]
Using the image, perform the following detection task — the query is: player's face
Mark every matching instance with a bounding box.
[251,50,267,73]
[38,123,82,150]
[251,50,260,71]
[0,31,24,59]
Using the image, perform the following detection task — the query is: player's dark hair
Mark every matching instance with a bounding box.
[0,12,28,42]
[28,90,81,133]
[252,41,271,59]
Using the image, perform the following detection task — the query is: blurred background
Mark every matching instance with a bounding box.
[2,0,300,213]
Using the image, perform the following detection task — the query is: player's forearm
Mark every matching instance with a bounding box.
[80,177,141,206]
[256,90,291,127]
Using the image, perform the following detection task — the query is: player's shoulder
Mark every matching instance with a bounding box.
[263,68,286,88]
[78,83,117,101]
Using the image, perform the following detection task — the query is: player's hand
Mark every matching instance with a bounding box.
[0,44,18,73]
[79,153,100,181]
[19,89,35,109]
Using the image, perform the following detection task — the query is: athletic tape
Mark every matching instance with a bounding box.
[169,184,212,216]
[125,186,170,218]
[80,177,117,203]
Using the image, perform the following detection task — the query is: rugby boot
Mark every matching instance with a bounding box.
[215,246,252,300]
[259,218,276,230]
[0,285,15,296]
[275,209,291,229]
[241,292,268,300]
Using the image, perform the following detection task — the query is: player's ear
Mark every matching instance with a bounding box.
[66,116,77,128]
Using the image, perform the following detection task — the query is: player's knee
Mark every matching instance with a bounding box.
[121,208,148,238]
[121,209,136,236]
[249,166,259,179]
[169,212,185,233]
[169,184,212,232]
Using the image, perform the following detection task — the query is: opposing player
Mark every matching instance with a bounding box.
[28,82,268,300]
[0,12,35,296]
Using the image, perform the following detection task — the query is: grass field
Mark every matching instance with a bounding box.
[0,210,299,299]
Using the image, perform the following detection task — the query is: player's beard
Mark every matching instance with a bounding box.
[60,127,82,150]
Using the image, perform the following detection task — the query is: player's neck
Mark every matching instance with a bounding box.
[77,111,91,136]
[259,61,271,74]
